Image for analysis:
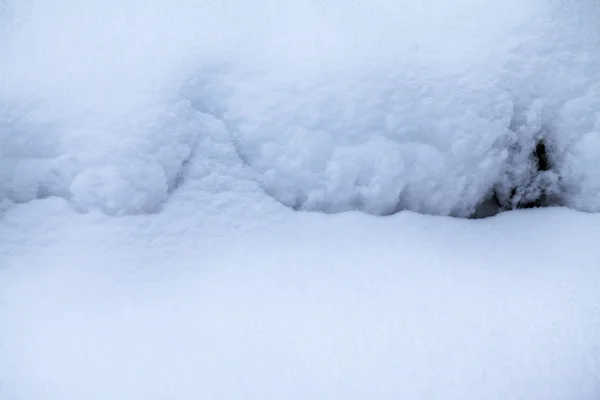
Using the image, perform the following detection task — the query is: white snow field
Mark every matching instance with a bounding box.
[2,0,600,399]
[1,188,600,400]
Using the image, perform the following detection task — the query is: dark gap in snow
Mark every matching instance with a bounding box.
[535,140,550,172]
[471,195,502,219]
[473,137,561,219]
[513,139,551,210]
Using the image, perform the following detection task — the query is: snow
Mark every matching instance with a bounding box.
[1,195,600,399]
[2,0,600,398]
[2,0,600,216]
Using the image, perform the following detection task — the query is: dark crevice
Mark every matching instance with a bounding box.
[512,141,545,209]
[513,138,551,209]
[535,140,550,172]
[471,137,559,219]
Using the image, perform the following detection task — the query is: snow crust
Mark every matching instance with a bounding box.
[2,0,600,216]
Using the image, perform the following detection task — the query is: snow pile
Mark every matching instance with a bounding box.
[2,0,600,216]
[556,83,600,212]
[220,72,512,216]
[0,97,203,215]
[0,0,212,215]
[499,3,600,212]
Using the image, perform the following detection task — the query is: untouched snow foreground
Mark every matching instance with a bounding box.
[1,195,600,400]
[2,0,600,399]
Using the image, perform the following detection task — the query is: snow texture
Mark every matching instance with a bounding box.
[2,0,600,217]
[1,196,600,400]
[2,2,600,398]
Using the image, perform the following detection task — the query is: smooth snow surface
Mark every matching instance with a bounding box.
[1,195,600,400]
[2,0,600,215]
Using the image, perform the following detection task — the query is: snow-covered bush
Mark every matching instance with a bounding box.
[2,0,600,216]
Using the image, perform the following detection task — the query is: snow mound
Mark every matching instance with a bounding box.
[0,97,204,215]
[221,72,513,216]
[70,161,168,216]
[3,0,600,216]
[556,82,600,212]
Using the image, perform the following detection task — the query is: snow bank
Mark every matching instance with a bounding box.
[2,0,600,216]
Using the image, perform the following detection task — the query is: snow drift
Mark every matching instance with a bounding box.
[2,0,600,216]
